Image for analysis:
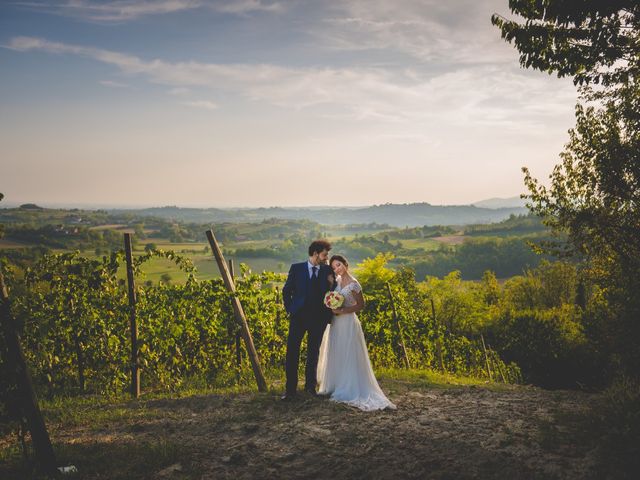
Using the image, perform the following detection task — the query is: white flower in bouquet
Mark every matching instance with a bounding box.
[324,291,344,309]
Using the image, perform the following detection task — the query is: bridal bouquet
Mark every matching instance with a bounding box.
[324,291,344,309]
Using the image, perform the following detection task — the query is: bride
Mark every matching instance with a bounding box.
[317,254,396,411]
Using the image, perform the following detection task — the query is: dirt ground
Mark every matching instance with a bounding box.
[26,376,606,480]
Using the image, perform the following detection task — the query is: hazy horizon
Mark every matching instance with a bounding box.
[1,1,577,207]
[0,195,527,210]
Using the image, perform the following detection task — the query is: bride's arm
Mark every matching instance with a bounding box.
[332,290,365,315]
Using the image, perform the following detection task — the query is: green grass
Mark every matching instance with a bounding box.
[325,228,388,239]
[0,368,511,479]
[145,241,208,251]
[394,238,442,251]
[376,367,511,393]
[228,239,276,249]
[0,436,189,480]
[44,367,501,420]
[0,239,30,249]
[9,368,501,432]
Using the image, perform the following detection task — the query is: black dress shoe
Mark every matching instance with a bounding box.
[304,388,318,397]
[280,392,297,401]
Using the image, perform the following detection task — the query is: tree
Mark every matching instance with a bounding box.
[481,270,500,306]
[494,1,640,375]
[356,253,395,291]
[133,224,146,240]
[0,193,4,239]
[492,1,640,86]
[524,83,640,373]
[524,84,640,266]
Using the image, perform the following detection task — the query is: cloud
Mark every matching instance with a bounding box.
[214,0,282,15]
[11,0,282,22]
[181,100,218,110]
[100,79,129,88]
[12,0,202,22]
[317,0,516,65]
[168,87,190,95]
[6,36,576,132]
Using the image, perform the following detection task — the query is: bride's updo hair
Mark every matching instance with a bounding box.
[329,254,349,269]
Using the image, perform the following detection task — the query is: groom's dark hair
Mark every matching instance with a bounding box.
[308,239,332,256]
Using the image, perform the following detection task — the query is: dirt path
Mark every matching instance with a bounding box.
[39,379,602,480]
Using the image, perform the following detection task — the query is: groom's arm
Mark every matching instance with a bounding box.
[282,264,296,314]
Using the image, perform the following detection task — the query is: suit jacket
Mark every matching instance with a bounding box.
[282,261,334,321]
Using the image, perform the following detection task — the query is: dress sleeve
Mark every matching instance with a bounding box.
[352,279,362,294]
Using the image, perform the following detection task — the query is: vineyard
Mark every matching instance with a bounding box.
[1,246,518,403]
[5,228,635,478]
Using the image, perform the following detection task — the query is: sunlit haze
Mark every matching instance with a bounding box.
[0,0,578,208]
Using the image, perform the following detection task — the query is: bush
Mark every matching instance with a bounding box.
[490,306,593,388]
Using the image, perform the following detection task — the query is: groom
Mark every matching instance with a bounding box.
[281,239,334,400]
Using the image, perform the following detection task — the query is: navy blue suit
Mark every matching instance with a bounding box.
[282,261,334,393]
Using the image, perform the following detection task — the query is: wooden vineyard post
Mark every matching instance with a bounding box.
[431,299,445,371]
[0,270,58,476]
[206,230,267,392]
[385,282,410,369]
[228,259,242,381]
[69,297,85,392]
[124,233,140,398]
[487,339,507,383]
[480,333,493,381]
[274,286,281,330]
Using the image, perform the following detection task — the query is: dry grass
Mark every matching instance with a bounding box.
[0,369,604,479]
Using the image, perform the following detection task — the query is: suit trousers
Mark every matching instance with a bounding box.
[285,309,328,393]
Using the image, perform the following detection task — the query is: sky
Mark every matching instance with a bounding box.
[0,0,579,208]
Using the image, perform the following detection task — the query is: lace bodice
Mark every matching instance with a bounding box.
[337,277,362,307]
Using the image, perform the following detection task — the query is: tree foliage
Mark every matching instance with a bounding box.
[524,84,640,266]
[0,193,4,239]
[495,1,640,376]
[492,1,640,86]
[524,84,640,373]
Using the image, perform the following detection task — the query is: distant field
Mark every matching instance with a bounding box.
[397,238,442,251]
[431,235,466,245]
[147,239,277,251]
[227,239,275,249]
[88,224,135,234]
[88,224,126,230]
[0,239,29,249]
[90,224,158,235]
[464,230,541,238]
[325,228,386,239]
[0,234,286,282]
[193,256,286,277]
[144,240,209,251]
[134,255,287,283]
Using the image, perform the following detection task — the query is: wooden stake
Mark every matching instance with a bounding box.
[124,233,140,398]
[0,270,58,476]
[274,286,281,330]
[69,297,85,392]
[431,299,445,371]
[206,230,267,392]
[480,333,493,381]
[488,341,507,383]
[228,259,242,381]
[385,282,410,369]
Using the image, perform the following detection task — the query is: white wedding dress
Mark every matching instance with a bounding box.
[317,277,396,411]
